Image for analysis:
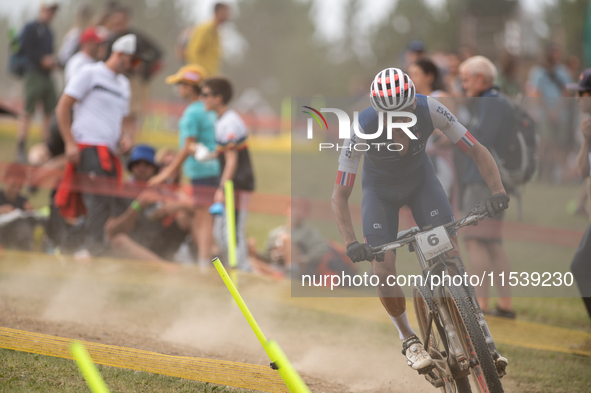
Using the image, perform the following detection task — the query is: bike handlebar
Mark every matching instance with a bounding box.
[371,206,490,254]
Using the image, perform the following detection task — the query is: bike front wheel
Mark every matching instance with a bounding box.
[444,285,504,393]
[412,285,470,393]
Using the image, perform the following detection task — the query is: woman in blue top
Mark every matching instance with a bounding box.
[150,64,219,266]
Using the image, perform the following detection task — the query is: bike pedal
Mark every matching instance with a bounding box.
[418,363,436,375]
[495,357,508,378]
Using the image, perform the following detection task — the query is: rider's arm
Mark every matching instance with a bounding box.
[332,123,364,246]
[465,142,506,195]
[332,184,357,246]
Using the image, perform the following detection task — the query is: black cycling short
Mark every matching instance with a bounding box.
[362,161,454,249]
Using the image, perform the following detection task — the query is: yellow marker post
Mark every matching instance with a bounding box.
[70,341,110,393]
[224,180,238,285]
[265,340,310,393]
[212,258,311,393]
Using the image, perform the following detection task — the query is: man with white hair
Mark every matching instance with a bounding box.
[54,34,137,257]
[459,55,515,318]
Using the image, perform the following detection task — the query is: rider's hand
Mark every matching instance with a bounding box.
[346,241,375,263]
[485,193,510,217]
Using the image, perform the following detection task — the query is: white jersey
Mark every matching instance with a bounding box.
[64,62,130,152]
[215,109,248,147]
[64,51,95,85]
[336,95,474,185]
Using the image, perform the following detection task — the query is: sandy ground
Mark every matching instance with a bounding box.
[0,251,503,393]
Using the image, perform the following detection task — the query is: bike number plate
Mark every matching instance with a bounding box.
[415,226,453,260]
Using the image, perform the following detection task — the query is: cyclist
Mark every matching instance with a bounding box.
[331,67,509,373]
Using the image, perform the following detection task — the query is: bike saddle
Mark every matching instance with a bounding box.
[397,226,420,240]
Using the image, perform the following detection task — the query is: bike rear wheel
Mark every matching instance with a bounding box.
[444,285,504,393]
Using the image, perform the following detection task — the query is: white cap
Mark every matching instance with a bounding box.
[111,34,136,55]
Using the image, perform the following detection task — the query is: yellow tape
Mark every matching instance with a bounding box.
[0,327,288,393]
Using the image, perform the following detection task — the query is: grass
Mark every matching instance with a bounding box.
[0,348,253,393]
[496,344,591,393]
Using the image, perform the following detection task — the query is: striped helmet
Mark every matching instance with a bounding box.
[370,68,416,112]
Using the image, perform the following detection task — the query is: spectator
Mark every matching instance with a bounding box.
[149,64,219,266]
[185,2,230,76]
[403,40,426,70]
[54,34,136,258]
[249,200,356,281]
[444,51,463,97]
[57,5,93,67]
[496,52,521,97]
[459,56,515,318]
[16,1,59,163]
[526,43,573,183]
[105,145,191,262]
[568,69,591,324]
[103,6,163,142]
[155,147,181,184]
[28,27,108,179]
[0,163,35,250]
[64,26,108,84]
[408,58,450,98]
[202,77,255,270]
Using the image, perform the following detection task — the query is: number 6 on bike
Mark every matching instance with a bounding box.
[416,226,454,260]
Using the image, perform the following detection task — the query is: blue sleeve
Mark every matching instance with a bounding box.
[527,67,542,90]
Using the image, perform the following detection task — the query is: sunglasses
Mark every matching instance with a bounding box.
[201,92,215,98]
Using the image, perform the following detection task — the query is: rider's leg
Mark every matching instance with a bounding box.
[371,251,414,340]
[464,238,492,311]
[371,250,433,371]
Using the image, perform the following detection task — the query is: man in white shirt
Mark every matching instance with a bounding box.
[55,34,137,257]
[28,27,109,168]
[64,26,107,84]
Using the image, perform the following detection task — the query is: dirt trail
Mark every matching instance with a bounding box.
[0,252,446,392]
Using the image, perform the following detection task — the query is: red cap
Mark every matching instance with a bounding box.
[79,27,107,45]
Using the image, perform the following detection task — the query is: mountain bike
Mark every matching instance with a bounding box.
[372,206,506,393]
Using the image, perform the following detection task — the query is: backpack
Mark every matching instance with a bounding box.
[491,99,538,219]
[494,104,538,189]
[8,27,27,77]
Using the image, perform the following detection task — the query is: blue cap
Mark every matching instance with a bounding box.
[407,40,426,53]
[127,145,157,171]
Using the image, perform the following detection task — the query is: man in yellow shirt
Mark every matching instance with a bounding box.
[185,3,230,76]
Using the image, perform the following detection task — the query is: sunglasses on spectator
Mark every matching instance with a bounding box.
[201,92,217,98]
